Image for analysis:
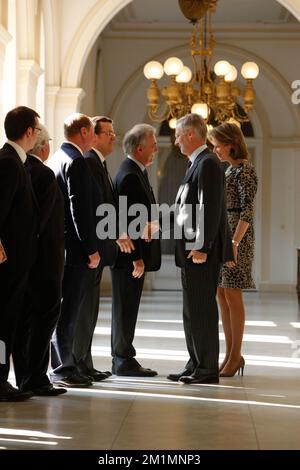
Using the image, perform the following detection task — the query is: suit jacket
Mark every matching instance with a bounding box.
[113,158,161,272]
[47,142,97,266]
[0,143,37,273]
[26,154,65,279]
[84,149,118,268]
[175,147,232,268]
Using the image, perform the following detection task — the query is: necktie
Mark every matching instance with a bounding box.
[143,169,156,204]
[185,159,192,175]
[143,169,151,189]
[103,160,114,189]
[102,159,108,174]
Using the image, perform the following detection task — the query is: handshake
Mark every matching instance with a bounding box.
[141,220,160,242]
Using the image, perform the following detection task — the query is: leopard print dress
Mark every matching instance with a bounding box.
[219,160,258,289]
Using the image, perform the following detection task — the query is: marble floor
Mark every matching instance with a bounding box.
[1,291,300,451]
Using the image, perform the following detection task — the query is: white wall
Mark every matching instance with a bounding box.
[78,19,300,291]
[1,0,300,290]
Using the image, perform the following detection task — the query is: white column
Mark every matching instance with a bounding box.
[45,85,60,149]
[17,59,43,108]
[0,24,12,142]
[52,86,86,150]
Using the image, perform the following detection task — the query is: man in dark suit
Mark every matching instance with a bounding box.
[75,116,134,381]
[13,124,66,396]
[47,113,100,388]
[111,124,161,376]
[167,113,232,384]
[0,106,40,401]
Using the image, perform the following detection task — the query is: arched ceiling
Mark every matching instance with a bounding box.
[111,0,297,26]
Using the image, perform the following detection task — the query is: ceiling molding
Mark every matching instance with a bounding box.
[103,22,300,40]
[279,5,297,22]
[116,3,136,22]
[270,137,300,147]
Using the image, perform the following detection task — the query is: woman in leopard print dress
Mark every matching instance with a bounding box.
[208,123,257,377]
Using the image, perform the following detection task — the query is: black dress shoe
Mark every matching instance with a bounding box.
[0,382,33,402]
[80,367,110,382]
[179,374,219,384]
[30,384,68,396]
[114,366,158,377]
[167,368,194,382]
[88,371,108,382]
[51,373,92,388]
[90,368,112,377]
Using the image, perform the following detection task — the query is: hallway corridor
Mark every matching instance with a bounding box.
[1,291,300,450]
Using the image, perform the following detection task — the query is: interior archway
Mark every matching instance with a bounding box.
[62,0,300,90]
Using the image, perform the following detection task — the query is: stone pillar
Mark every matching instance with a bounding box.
[45,85,60,150]
[52,87,86,149]
[17,59,43,108]
[0,25,12,142]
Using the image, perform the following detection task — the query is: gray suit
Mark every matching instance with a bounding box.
[175,147,232,378]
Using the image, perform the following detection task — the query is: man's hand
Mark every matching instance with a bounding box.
[0,241,7,264]
[116,233,135,253]
[87,251,101,269]
[187,250,207,264]
[142,220,160,242]
[132,259,145,278]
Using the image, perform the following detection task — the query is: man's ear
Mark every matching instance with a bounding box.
[80,127,87,137]
[26,127,33,137]
[187,129,194,139]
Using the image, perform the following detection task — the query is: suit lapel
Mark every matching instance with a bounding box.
[4,146,40,213]
[139,167,156,204]
[91,150,118,204]
[126,159,156,203]
[176,148,210,204]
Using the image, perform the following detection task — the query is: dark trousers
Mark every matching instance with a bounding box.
[0,267,28,383]
[13,273,62,390]
[51,264,95,377]
[181,248,221,377]
[110,267,144,370]
[73,265,103,372]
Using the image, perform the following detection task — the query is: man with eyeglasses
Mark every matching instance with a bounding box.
[47,113,101,388]
[0,106,39,401]
[73,116,134,381]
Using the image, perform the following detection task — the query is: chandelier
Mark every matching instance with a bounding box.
[143,0,259,127]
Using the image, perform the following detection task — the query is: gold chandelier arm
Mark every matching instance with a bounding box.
[206,9,214,82]
[231,105,250,123]
[190,23,198,86]
[147,105,170,123]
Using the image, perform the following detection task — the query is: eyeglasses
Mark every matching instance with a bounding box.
[99,131,116,137]
[34,127,42,134]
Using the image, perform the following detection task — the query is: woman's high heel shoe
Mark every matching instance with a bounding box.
[219,356,229,372]
[219,356,245,377]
